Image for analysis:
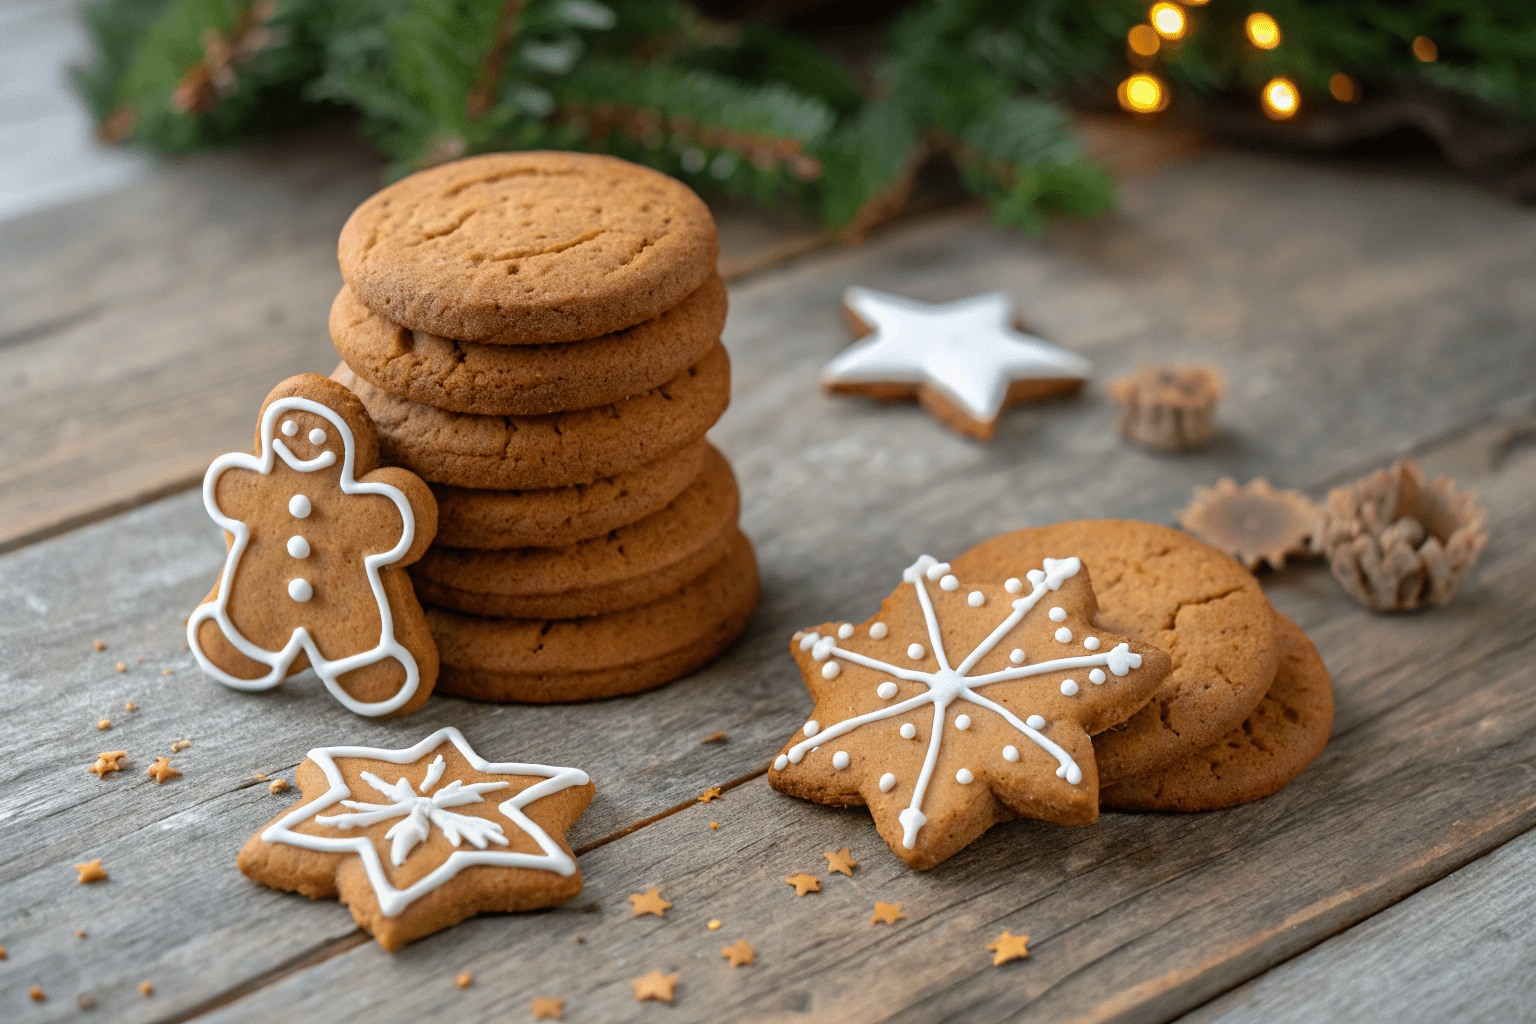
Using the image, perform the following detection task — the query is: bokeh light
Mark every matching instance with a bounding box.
[1329,73,1359,103]
[1150,3,1186,40]
[1118,73,1169,114]
[1128,24,1161,56]
[1246,13,1280,49]
[1262,78,1299,120]
[1413,36,1438,62]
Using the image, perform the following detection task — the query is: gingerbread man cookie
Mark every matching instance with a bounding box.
[188,374,439,716]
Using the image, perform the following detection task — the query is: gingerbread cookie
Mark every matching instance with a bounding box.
[239,727,592,949]
[413,446,739,618]
[431,441,708,550]
[768,554,1170,869]
[953,521,1280,783]
[330,274,726,416]
[337,151,718,344]
[334,342,730,490]
[187,374,439,717]
[430,530,758,702]
[1101,612,1333,811]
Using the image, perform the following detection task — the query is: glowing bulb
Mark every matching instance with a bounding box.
[1329,73,1359,103]
[1150,3,1185,40]
[1246,13,1280,49]
[1118,73,1168,114]
[1262,77,1299,120]
[1128,24,1160,56]
[1413,36,1438,62]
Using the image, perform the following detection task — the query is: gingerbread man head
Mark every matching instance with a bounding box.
[188,374,439,716]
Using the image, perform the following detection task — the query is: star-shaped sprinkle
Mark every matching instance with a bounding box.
[531,996,565,1019]
[629,888,672,917]
[987,930,1030,965]
[88,751,127,778]
[785,873,820,896]
[824,287,1091,440]
[75,860,108,884]
[871,902,904,925]
[146,757,181,784]
[721,938,755,967]
[823,848,857,876]
[631,970,678,1003]
[698,786,722,803]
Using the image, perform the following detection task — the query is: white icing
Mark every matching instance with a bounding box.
[308,428,327,445]
[1003,746,1019,762]
[879,772,897,792]
[1060,679,1079,696]
[924,562,950,582]
[837,623,855,640]
[869,622,889,640]
[804,720,820,737]
[788,748,804,764]
[907,643,926,660]
[1084,636,1100,651]
[956,768,974,784]
[774,755,789,770]
[955,714,971,730]
[1089,668,1106,684]
[1055,627,1073,643]
[1027,569,1045,585]
[286,535,310,559]
[939,574,959,591]
[799,632,820,651]
[1009,649,1025,664]
[1004,578,1023,594]
[288,578,313,603]
[877,682,898,699]
[1025,715,1045,729]
[821,661,841,679]
[968,591,985,607]
[260,728,587,917]
[1048,607,1067,622]
[188,395,424,716]
[832,751,850,770]
[900,723,917,740]
[811,637,835,662]
[281,420,298,436]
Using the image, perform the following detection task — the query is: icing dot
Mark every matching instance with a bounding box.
[1026,715,1046,729]
[1027,569,1046,585]
[799,632,819,651]
[955,768,974,784]
[281,419,298,437]
[967,591,984,607]
[1003,746,1020,762]
[788,749,804,764]
[821,661,841,679]
[907,643,926,661]
[925,563,948,582]
[837,623,854,640]
[1084,636,1101,651]
[811,638,834,661]
[1061,679,1079,696]
[286,535,310,559]
[287,578,313,603]
[832,750,850,770]
[1009,649,1025,664]
[1004,578,1023,594]
[1049,606,1067,622]
[774,755,788,771]
[879,773,897,793]
[869,622,888,639]
[1055,627,1073,643]
[308,428,327,445]
[877,682,898,700]
[288,494,311,518]
[1090,668,1106,684]
[803,720,820,737]
[900,723,917,740]
[939,574,959,591]
[955,714,971,730]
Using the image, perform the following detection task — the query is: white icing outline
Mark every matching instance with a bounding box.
[188,396,422,716]
[261,727,588,918]
[785,555,1143,849]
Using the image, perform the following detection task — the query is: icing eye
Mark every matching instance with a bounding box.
[281,420,298,436]
[286,535,310,558]
[287,578,313,602]
[308,428,327,445]
[289,495,311,518]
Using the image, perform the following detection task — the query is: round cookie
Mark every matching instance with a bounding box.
[1101,612,1333,811]
[333,342,730,490]
[432,440,708,550]
[337,151,719,344]
[953,520,1279,783]
[412,446,739,619]
[428,530,759,703]
[329,274,727,416]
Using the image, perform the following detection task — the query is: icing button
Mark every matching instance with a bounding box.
[288,578,314,602]
[289,494,312,519]
[286,535,311,559]
[308,428,327,445]
[281,419,298,437]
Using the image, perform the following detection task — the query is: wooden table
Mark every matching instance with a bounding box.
[2,135,1535,1023]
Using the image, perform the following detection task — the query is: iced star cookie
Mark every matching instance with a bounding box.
[768,554,1170,869]
[333,342,730,490]
[329,274,727,416]
[1101,612,1333,811]
[337,151,718,344]
[412,445,739,619]
[953,520,1280,783]
[188,374,439,717]
[238,727,592,949]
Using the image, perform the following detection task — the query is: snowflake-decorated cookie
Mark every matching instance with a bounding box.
[238,727,593,949]
[187,374,439,716]
[768,555,1170,869]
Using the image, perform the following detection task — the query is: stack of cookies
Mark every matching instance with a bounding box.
[326,151,758,702]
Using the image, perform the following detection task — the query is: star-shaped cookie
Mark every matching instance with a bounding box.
[769,554,1170,868]
[238,727,592,949]
[823,288,1091,439]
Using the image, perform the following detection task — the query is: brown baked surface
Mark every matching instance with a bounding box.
[337,151,718,344]
[329,273,726,416]
[333,342,730,490]
[1101,611,1333,811]
[411,445,739,618]
[428,529,758,702]
[430,441,708,550]
[953,520,1279,783]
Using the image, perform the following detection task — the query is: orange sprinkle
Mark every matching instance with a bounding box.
[455,971,473,989]
[139,981,153,996]
[707,919,721,930]
[76,930,87,939]
[115,662,126,673]
[30,985,44,1001]
[125,701,137,711]
[97,719,110,731]
[269,779,289,794]
[710,821,719,829]
[93,640,105,651]
[161,668,172,676]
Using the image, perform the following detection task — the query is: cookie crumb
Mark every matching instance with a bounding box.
[871,901,905,925]
[139,981,153,996]
[698,786,722,803]
[115,662,126,673]
[628,888,671,917]
[823,847,858,876]
[269,779,289,794]
[93,640,106,651]
[74,859,108,884]
[125,701,137,711]
[253,773,268,780]
[531,995,565,1019]
[78,993,95,1010]
[161,668,172,675]
[987,930,1030,965]
[721,938,754,967]
[171,739,192,752]
[707,919,721,930]
[785,873,820,897]
[146,757,181,784]
[29,985,44,1002]
[76,930,87,939]
[97,719,110,730]
[455,971,473,989]
[631,970,678,1003]
[709,821,719,829]
[702,730,727,743]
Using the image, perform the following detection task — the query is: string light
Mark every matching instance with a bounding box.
[1118,73,1169,114]
[1246,13,1280,49]
[1261,78,1299,120]
[1412,36,1438,62]
[1150,3,1186,40]
[1329,73,1359,103]
[1128,24,1161,56]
